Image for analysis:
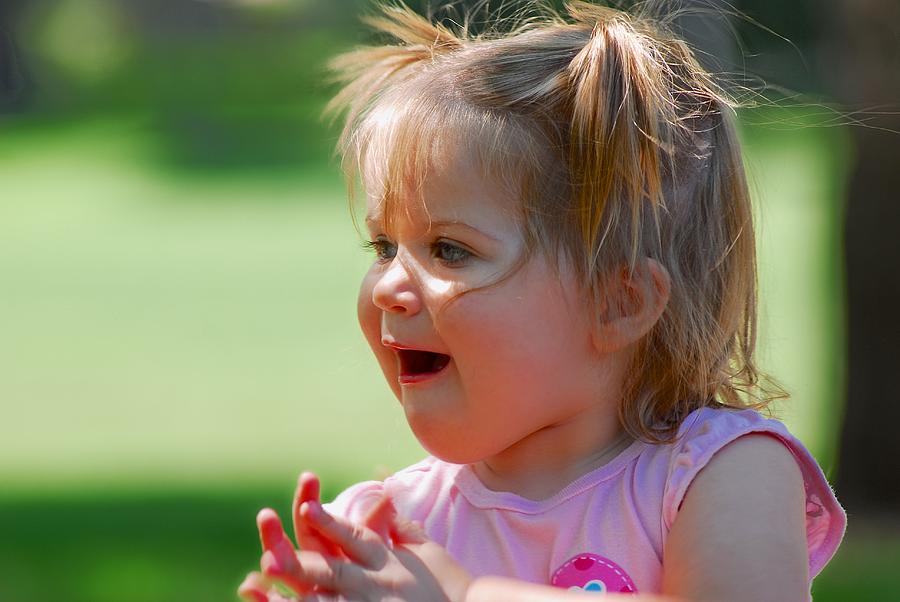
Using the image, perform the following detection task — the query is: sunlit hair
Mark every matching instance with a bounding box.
[327,0,784,443]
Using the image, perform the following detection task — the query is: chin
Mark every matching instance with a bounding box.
[406,416,491,465]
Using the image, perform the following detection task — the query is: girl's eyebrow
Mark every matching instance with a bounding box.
[428,220,501,242]
[364,215,501,242]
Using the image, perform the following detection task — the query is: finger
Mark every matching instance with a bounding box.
[360,494,427,546]
[238,572,271,602]
[292,472,341,556]
[268,549,366,597]
[361,494,396,543]
[257,510,311,593]
[390,517,428,546]
[301,501,388,568]
[258,508,293,554]
[261,550,315,596]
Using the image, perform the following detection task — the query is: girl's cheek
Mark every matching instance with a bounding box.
[358,271,401,397]
[435,291,495,342]
[357,271,381,346]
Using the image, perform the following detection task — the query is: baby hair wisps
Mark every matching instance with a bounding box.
[327,0,784,442]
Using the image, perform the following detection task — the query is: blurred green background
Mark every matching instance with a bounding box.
[0,1,897,601]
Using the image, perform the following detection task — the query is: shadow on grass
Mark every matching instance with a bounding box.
[1,488,897,602]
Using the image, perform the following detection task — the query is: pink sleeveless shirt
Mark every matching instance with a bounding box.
[326,408,845,597]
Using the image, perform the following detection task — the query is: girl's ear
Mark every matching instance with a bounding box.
[591,259,671,354]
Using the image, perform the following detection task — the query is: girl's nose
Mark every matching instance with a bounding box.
[372,258,422,315]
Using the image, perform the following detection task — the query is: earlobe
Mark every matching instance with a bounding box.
[590,259,671,354]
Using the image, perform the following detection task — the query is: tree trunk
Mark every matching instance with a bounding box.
[0,0,29,111]
[822,0,900,516]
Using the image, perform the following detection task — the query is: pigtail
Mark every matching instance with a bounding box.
[565,3,673,274]
[561,2,775,440]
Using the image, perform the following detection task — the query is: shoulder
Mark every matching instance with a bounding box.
[655,407,846,596]
[661,408,843,535]
[662,432,810,601]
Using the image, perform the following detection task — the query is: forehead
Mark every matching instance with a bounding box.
[354,80,543,234]
[364,144,521,238]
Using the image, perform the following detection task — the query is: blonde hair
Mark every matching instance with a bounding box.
[327,0,783,442]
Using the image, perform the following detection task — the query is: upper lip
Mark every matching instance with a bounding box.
[382,337,445,355]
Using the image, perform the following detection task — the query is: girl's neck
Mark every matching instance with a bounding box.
[471,404,633,501]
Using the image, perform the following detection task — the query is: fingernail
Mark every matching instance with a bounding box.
[257,507,280,527]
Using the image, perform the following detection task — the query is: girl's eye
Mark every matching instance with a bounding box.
[362,238,396,263]
[431,240,472,266]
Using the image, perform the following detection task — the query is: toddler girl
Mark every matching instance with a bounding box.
[240,1,845,600]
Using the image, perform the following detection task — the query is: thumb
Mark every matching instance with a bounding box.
[361,493,397,542]
[361,493,427,545]
[389,516,427,546]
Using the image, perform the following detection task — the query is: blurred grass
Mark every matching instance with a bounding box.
[0,112,890,600]
[0,118,423,492]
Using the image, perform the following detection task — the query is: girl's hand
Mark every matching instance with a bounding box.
[239,471,353,600]
[291,472,342,558]
[245,498,473,602]
[243,472,340,597]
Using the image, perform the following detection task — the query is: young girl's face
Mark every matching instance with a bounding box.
[358,150,611,464]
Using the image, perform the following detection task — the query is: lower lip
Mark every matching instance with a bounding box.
[398,362,450,386]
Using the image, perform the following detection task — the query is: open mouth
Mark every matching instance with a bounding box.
[398,349,451,378]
